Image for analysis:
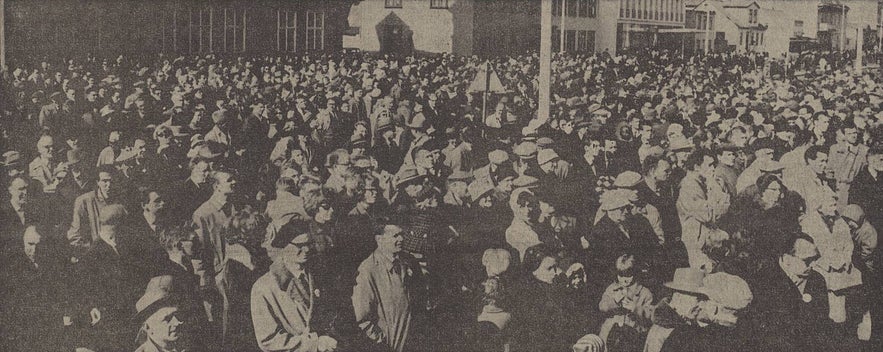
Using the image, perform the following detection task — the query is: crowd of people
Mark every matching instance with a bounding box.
[0,47,882,352]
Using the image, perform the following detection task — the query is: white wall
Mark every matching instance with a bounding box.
[344,0,467,54]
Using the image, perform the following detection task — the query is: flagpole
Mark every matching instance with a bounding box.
[539,0,553,123]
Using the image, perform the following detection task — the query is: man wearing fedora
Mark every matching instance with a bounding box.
[643,268,705,352]
[134,275,194,352]
[251,221,340,352]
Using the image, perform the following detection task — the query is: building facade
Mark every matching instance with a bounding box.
[3,0,352,60]
[685,0,767,53]
[615,0,687,51]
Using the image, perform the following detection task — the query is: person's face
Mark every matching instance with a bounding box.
[8,178,29,205]
[639,125,653,143]
[808,152,828,175]
[37,137,55,159]
[538,201,555,224]
[652,159,672,182]
[283,237,313,267]
[782,239,821,279]
[334,155,351,175]
[214,173,237,196]
[145,307,184,346]
[585,140,602,159]
[730,130,748,147]
[111,91,121,103]
[191,161,211,184]
[415,150,434,170]
[144,191,166,215]
[670,292,702,321]
[605,140,618,154]
[815,116,830,132]
[697,300,740,327]
[532,256,561,284]
[180,232,198,257]
[560,120,574,134]
[291,150,306,166]
[97,171,114,197]
[697,155,716,180]
[607,205,629,223]
[316,204,334,223]
[869,154,883,172]
[364,188,378,204]
[498,177,515,193]
[478,196,493,208]
[718,151,736,167]
[377,225,405,255]
[819,196,838,216]
[843,128,859,145]
[761,180,783,207]
[134,140,147,159]
[23,229,40,262]
[450,181,468,199]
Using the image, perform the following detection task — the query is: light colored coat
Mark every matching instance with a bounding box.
[800,212,862,292]
[677,172,730,268]
[251,261,322,352]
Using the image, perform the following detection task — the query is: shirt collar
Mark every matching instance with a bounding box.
[270,260,295,290]
[374,250,398,273]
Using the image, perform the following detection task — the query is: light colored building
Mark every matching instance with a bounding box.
[615,0,687,51]
[757,0,880,57]
[685,0,767,53]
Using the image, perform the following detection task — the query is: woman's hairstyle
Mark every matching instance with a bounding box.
[521,243,554,274]
[756,173,784,194]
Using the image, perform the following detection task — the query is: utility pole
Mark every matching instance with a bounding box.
[841,2,846,51]
[539,0,552,122]
[705,6,711,53]
[1,0,6,69]
[560,0,566,53]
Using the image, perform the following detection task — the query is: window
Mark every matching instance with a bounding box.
[190,7,213,53]
[431,0,449,9]
[564,30,576,52]
[749,8,758,24]
[709,12,715,30]
[385,0,402,8]
[740,32,744,45]
[277,10,297,52]
[222,8,246,52]
[306,11,325,51]
[794,20,804,36]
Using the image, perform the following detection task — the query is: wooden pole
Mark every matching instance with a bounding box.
[0,0,5,69]
[539,0,552,122]
[560,0,566,53]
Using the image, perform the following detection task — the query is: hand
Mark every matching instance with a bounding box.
[622,298,637,311]
[89,308,101,326]
[317,335,338,352]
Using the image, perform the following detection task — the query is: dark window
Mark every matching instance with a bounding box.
[430,0,449,9]
[385,0,402,9]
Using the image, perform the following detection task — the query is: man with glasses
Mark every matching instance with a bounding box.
[251,221,339,352]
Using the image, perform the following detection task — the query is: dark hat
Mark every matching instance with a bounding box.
[750,138,776,154]
[271,220,311,249]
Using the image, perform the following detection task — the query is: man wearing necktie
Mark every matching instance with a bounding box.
[829,122,868,210]
[353,221,425,352]
[251,221,339,352]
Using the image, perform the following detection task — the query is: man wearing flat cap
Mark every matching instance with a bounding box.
[251,221,339,352]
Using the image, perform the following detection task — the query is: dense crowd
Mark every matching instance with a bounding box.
[0,47,882,352]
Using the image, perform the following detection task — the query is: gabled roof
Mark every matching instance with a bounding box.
[721,0,758,8]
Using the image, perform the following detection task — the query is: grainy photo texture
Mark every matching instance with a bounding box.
[0,0,882,351]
